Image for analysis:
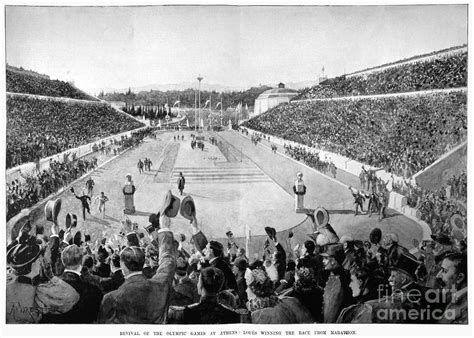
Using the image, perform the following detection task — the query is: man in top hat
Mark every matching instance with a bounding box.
[98,211,177,323]
[436,253,467,324]
[177,172,186,196]
[425,232,455,289]
[72,188,92,221]
[320,243,353,323]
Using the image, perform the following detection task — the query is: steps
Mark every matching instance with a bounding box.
[171,166,272,184]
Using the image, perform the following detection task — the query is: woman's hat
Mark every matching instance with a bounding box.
[7,235,41,270]
[180,196,196,221]
[160,190,181,218]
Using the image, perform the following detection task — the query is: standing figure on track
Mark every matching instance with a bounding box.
[94,191,109,218]
[359,167,366,189]
[137,159,144,174]
[147,158,152,171]
[177,172,186,196]
[86,177,95,197]
[293,172,307,212]
[143,158,149,171]
[72,187,92,220]
[348,186,366,216]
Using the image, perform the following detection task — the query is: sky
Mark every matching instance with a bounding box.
[5,3,468,93]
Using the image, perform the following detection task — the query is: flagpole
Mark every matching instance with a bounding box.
[194,90,197,132]
[197,75,203,132]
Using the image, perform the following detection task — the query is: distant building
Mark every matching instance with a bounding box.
[252,83,298,118]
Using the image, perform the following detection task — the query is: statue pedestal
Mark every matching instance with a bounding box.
[123,184,136,214]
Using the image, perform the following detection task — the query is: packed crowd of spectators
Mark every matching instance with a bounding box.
[7,95,145,168]
[6,127,153,222]
[243,91,467,177]
[6,158,98,221]
[6,68,98,101]
[392,171,467,236]
[293,51,467,100]
[284,145,333,174]
[6,197,467,324]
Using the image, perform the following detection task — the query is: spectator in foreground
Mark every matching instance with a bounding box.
[97,213,177,323]
[180,267,241,324]
[245,268,313,324]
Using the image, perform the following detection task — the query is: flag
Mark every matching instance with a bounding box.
[216,102,222,109]
[158,120,162,128]
[245,104,249,112]
[173,100,180,107]
[164,103,169,109]
[186,119,190,128]
[200,118,204,128]
[204,100,210,108]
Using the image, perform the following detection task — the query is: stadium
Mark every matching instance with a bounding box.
[3,4,469,333]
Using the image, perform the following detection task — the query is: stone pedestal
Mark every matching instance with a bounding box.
[123,176,136,214]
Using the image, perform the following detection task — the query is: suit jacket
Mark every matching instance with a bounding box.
[182,295,241,324]
[98,230,177,324]
[40,271,103,323]
[210,257,238,292]
[100,270,125,294]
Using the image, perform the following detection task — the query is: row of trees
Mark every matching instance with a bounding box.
[98,86,272,111]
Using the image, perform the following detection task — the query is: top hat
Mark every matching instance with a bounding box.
[431,232,454,246]
[369,228,382,244]
[264,227,276,241]
[7,235,41,270]
[160,190,181,218]
[45,198,62,223]
[388,252,421,279]
[148,213,160,229]
[9,209,32,242]
[180,196,196,221]
[73,231,82,247]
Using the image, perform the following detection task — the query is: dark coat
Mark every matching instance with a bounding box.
[182,295,241,324]
[210,257,238,292]
[100,270,125,294]
[97,230,176,324]
[40,271,103,323]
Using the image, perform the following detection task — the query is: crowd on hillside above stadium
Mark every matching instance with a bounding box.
[6,95,145,168]
[243,91,466,177]
[293,52,467,100]
[6,128,153,222]
[6,191,467,324]
[6,69,98,101]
